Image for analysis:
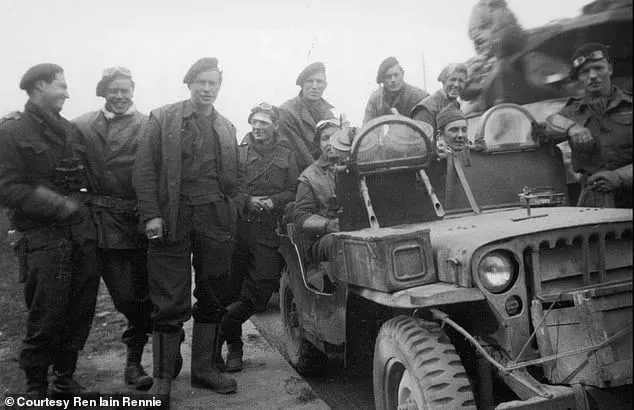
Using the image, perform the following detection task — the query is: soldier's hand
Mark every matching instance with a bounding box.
[324,218,340,234]
[248,196,267,213]
[261,197,274,211]
[145,217,164,240]
[568,124,594,153]
[587,170,621,193]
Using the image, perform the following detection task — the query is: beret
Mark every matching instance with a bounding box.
[183,57,220,84]
[96,66,133,97]
[437,105,466,131]
[437,63,468,83]
[19,63,64,91]
[329,128,353,152]
[376,56,400,84]
[296,62,326,86]
[569,42,610,79]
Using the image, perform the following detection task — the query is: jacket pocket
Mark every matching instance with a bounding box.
[18,140,52,179]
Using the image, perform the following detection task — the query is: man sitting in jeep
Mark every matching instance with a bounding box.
[293,120,351,263]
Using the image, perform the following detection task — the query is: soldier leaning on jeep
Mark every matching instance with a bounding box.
[547,42,632,208]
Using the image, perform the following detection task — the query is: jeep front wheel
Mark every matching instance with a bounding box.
[280,268,327,375]
[373,315,476,410]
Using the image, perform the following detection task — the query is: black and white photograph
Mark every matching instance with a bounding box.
[0,0,632,409]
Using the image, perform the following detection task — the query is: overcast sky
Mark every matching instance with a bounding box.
[1,0,589,137]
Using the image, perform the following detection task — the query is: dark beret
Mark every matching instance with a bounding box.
[296,62,326,86]
[19,63,64,91]
[437,105,466,131]
[570,42,610,79]
[376,57,399,84]
[183,57,220,84]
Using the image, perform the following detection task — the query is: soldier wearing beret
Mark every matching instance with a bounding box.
[0,64,99,396]
[134,57,245,397]
[278,62,338,171]
[220,103,299,372]
[363,56,428,124]
[411,63,468,135]
[547,43,632,208]
[73,67,153,390]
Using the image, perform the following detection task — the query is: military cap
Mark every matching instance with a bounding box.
[248,102,279,124]
[569,43,611,79]
[376,57,400,84]
[19,63,64,91]
[437,105,466,131]
[96,66,134,97]
[183,57,220,84]
[437,63,468,83]
[329,128,353,152]
[296,62,326,86]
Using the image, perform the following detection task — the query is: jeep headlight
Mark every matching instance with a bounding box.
[477,250,517,293]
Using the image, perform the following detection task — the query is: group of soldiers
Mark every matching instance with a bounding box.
[0,40,631,402]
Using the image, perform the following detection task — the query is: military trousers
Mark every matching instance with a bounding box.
[147,200,234,334]
[231,217,284,313]
[17,223,99,370]
[97,247,153,346]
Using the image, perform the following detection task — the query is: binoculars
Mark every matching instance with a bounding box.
[53,157,87,192]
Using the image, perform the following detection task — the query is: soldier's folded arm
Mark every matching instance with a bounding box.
[133,114,163,222]
[0,133,78,221]
[293,180,333,237]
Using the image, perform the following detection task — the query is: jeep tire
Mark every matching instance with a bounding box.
[280,268,327,375]
[374,315,476,410]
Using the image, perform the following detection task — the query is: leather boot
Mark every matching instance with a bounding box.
[50,351,82,397]
[24,366,49,396]
[124,343,153,390]
[147,331,181,399]
[191,322,237,394]
[225,341,244,373]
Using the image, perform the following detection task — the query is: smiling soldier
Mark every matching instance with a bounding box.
[363,56,428,124]
[547,43,632,208]
[0,64,98,397]
[73,67,154,390]
[411,63,468,136]
[221,102,298,372]
[134,57,245,398]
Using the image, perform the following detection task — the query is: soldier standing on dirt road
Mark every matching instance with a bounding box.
[73,67,154,391]
[547,42,632,208]
[0,64,99,397]
[221,102,299,373]
[278,62,338,171]
[363,56,428,124]
[134,57,245,399]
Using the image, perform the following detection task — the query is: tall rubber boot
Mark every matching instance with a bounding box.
[173,328,185,379]
[147,331,181,398]
[50,351,82,397]
[191,322,237,394]
[124,342,153,390]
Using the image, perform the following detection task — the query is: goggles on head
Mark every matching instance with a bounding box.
[249,102,278,123]
[102,66,132,78]
[315,118,341,133]
[572,50,606,69]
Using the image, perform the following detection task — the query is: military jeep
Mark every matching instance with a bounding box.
[278,108,633,409]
